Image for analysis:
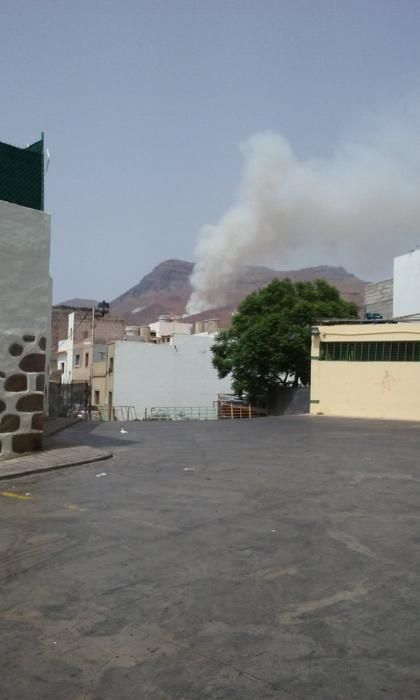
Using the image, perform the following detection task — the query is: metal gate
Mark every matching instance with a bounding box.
[48,380,90,418]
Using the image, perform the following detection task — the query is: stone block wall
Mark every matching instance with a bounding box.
[0,331,47,458]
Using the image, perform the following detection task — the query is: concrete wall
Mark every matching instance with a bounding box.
[364,279,393,318]
[111,334,231,418]
[310,323,420,421]
[394,250,420,317]
[0,200,51,459]
[267,386,310,415]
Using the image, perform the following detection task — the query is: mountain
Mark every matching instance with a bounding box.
[110,259,366,327]
[59,298,97,308]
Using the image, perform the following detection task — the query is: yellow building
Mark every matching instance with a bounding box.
[310,322,420,421]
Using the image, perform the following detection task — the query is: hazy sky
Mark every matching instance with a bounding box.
[2,0,420,302]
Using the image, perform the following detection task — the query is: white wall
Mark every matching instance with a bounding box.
[57,312,75,383]
[0,201,51,329]
[393,249,420,317]
[0,200,51,459]
[112,334,231,417]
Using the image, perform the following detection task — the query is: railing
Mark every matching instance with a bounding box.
[144,402,268,421]
[146,406,218,421]
[217,395,268,419]
[97,405,138,421]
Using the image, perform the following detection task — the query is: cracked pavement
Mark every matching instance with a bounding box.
[1,416,420,699]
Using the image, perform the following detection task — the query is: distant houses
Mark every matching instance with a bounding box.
[55,314,231,419]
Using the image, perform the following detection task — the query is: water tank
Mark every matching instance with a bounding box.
[158,315,171,322]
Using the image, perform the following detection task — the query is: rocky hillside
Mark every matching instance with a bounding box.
[109,259,366,326]
[59,298,98,308]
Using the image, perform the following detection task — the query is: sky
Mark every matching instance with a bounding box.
[1,0,420,302]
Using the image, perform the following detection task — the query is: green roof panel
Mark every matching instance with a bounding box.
[0,136,44,211]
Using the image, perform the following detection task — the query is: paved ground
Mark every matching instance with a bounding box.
[44,416,82,438]
[0,417,111,482]
[0,443,112,481]
[1,416,420,700]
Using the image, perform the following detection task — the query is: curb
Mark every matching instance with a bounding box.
[0,450,113,481]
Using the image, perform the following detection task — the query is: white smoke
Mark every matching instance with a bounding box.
[187,117,420,314]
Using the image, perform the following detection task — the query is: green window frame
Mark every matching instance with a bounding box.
[319,341,420,362]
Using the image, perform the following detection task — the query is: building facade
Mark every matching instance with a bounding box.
[364,279,393,318]
[57,311,125,384]
[94,332,231,419]
[0,137,51,460]
[149,316,193,342]
[393,249,420,318]
[310,322,420,421]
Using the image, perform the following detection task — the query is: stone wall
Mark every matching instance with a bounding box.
[0,332,46,457]
[0,199,51,460]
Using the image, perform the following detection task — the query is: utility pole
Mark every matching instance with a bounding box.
[90,305,95,406]
[90,301,110,415]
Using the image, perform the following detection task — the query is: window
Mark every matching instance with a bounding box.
[75,354,80,368]
[85,352,89,368]
[60,362,64,373]
[94,390,100,405]
[109,357,114,373]
[98,351,106,361]
[83,330,89,340]
[319,341,420,362]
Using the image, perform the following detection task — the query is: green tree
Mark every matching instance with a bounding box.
[212,278,358,400]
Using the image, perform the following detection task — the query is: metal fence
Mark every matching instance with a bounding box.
[48,380,90,418]
[97,405,138,421]
[217,399,268,419]
[146,406,218,421]
[145,401,268,421]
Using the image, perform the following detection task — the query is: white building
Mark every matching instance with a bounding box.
[364,279,393,318]
[149,315,193,340]
[103,332,231,419]
[57,312,76,383]
[393,249,420,317]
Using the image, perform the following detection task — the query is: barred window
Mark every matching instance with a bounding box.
[319,341,420,362]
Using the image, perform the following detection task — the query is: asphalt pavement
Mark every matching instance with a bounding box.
[1,415,420,699]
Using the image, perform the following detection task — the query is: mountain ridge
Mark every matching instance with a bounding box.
[104,259,366,326]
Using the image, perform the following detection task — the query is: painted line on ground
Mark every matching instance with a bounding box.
[0,491,32,500]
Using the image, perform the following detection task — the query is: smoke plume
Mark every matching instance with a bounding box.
[187,118,420,314]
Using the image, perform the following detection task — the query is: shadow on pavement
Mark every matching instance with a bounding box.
[46,421,142,451]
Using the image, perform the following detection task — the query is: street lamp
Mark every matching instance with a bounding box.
[97,300,110,318]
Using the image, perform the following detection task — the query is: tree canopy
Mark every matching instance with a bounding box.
[211,278,358,400]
